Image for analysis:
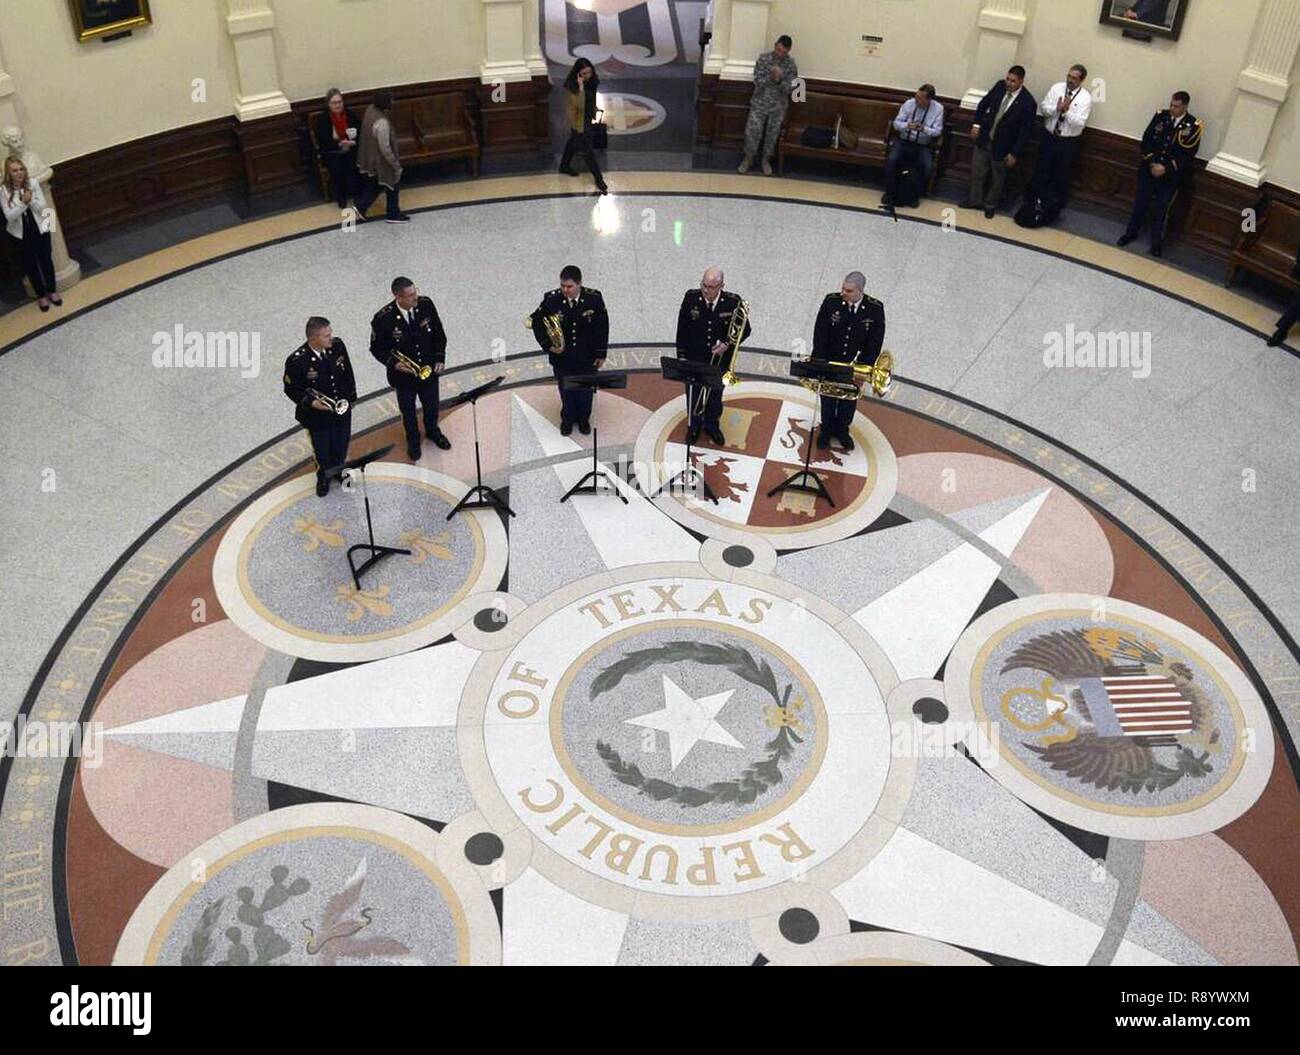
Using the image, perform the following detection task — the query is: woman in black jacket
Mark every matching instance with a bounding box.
[558,59,607,194]
[315,88,361,208]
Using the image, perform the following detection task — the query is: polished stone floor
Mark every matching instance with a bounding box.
[1,180,1297,967]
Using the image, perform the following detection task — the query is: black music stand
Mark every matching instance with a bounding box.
[653,357,722,505]
[766,359,856,508]
[326,444,412,589]
[445,375,515,520]
[560,371,629,504]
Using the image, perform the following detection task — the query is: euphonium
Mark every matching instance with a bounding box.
[800,349,896,401]
[308,387,350,415]
[393,349,433,381]
[525,312,565,354]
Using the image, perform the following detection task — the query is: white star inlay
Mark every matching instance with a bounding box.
[624,674,743,770]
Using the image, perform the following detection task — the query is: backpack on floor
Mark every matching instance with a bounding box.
[1015,195,1048,228]
[896,164,925,208]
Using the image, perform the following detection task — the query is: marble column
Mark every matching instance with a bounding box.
[482,0,534,84]
[960,0,1029,109]
[716,0,776,82]
[225,0,290,120]
[0,48,17,129]
[1205,0,1300,187]
[524,0,549,77]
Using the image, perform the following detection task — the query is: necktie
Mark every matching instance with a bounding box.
[991,91,1013,138]
[1054,89,1076,136]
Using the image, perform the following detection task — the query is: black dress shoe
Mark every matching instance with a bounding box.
[427,429,451,450]
[316,478,329,497]
[705,424,726,445]
[1116,233,1135,247]
[1267,328,1287,347]
[560,419,573,436]
[983,206,996,219]
[685,424,701,445]
[1150,243,1163,257]
[816,429,831,450]
[577,420,591,435]
[838,432,856,452]
[595,182,609,195]
[386,213,411,224]
[880,195,894,208]
[406,443,421,460]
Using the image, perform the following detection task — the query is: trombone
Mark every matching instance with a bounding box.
[308,388,350,415]
[393,349,433,381]
[692,298,750,420]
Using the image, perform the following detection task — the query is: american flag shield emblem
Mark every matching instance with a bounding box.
[1081,674,1194,743]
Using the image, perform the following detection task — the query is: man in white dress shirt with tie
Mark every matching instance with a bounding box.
[1030,64,1092,225]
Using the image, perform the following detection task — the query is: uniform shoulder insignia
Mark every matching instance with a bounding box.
[863,293,883,306]
[824,291,840,300]
[585,287,603,298]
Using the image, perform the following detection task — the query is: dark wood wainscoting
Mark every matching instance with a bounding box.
[51,74,555,249]
[696,72,1300,269]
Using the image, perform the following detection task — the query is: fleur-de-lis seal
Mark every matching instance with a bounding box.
[336,584,394,622]
[292,516,345,553]
[398,529,454,564]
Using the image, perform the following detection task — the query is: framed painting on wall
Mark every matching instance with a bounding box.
[69,0,153,43]
[1099,0,1189,41]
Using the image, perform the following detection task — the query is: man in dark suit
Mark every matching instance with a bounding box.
[529,264,608,435]
[283,317,357,497]
[963,65,1037,219]
[1117,91,1203,256]
[675,267,751,446]
[370,276,449,460]
[812,271,885,451]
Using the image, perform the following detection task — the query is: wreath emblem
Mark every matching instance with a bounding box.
[591,641,806,809]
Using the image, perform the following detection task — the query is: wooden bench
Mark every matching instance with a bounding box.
[1227,196,1300,292]
[306,91,480,200]
[777,94,896,176]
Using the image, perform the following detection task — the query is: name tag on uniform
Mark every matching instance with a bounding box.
[582,310,594,318]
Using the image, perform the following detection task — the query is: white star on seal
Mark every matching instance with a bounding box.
[625,674,743,771]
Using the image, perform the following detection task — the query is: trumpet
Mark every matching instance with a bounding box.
[308,388,350,415]
[799,349,896,401]
[524,312,566,354]
[393,349,433,381]
[692,299,750,419]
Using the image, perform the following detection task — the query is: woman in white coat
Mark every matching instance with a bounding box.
[2,156,60,311]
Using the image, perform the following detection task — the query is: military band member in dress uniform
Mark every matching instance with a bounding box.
[283,316,357,497]
[1116,91,1203,257]
[370,276,450,460]
[529,264,608,435]
[811,271,885,451]
[675,266,751,446]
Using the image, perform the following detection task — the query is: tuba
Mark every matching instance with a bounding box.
[525,312,565,354]
[393,349,433,381]
[800,349,896,401]
[693,298,750,418]
[308,388,350,415]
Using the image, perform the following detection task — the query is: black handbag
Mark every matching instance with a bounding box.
[800,126,835,149]
[591,109,608,150]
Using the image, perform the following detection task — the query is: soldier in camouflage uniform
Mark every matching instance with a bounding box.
[738,35,798,176]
